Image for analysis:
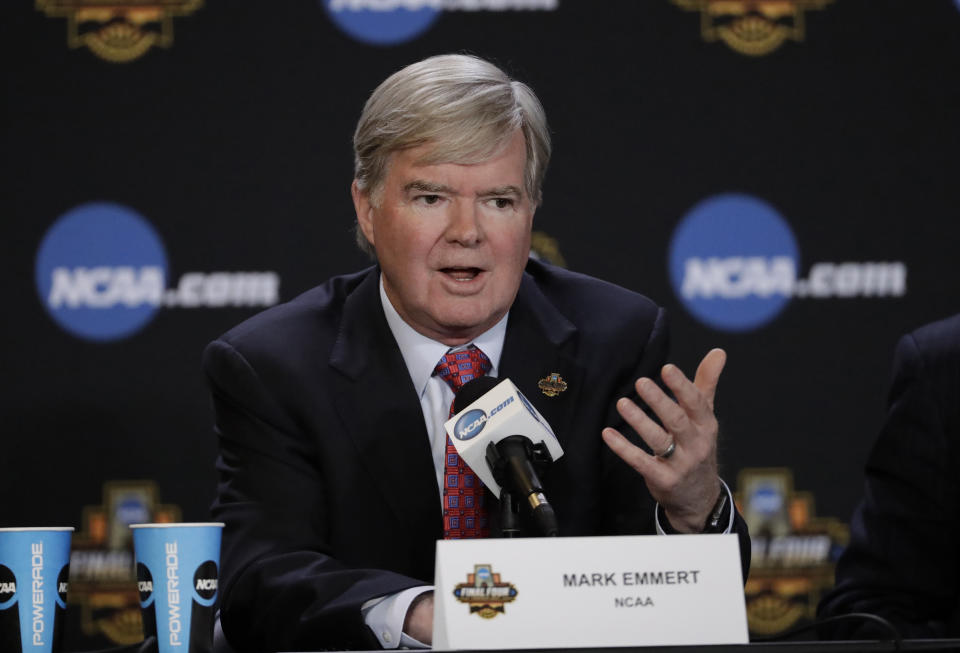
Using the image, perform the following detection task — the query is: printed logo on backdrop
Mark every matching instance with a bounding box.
[35,202,280,342]
[322,0,558,46]
[672,0,833,56]
[36,0,203,63]
[529,230,567,268]
[734,468,848,637]
[69,481,181,646]
[668,193,907,332]
[453,564,518,618]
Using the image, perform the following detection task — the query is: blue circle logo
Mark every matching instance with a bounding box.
[35,202,168,342]
[116,497,151,526]
[668,193,799,332]
[453,408,487,441]
[749,483,784,517]
[322,0,441,45]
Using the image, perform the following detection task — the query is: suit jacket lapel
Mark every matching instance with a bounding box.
[499,271,582,451]
[328,269,443,540]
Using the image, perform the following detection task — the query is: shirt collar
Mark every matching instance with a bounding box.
[379,274,507,398]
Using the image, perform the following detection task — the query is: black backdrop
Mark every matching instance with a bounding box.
[4,0,960,647]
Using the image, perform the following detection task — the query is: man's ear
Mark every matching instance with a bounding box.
[351,180,376,248]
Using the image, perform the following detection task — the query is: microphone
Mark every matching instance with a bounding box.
[445,377,563,536]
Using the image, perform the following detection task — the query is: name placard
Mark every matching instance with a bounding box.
[433,534,747,650]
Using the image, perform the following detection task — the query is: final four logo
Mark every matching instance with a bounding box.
[735,468,848,636]
[69,482,181,646]
[36,0,203,63]
[453,564,518,619]
[672,0,833,56]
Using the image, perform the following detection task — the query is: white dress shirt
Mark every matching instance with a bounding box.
[362,276,507,649]
[378,277,508,498]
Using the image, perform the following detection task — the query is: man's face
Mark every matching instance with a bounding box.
[353,129,534,346]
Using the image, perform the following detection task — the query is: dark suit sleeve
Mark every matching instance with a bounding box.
[817,332,960,638]
[204,339,424,651]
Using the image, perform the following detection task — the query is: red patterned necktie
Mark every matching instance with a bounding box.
[434,345,492,539]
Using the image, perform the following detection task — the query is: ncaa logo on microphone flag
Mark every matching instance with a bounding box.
[453,397,516,440]
[454,409,488,441]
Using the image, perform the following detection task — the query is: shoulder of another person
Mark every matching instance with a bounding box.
[909,312,960,362]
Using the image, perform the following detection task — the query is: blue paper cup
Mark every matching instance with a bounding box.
[0,527,73,653]
[131,523,223,653]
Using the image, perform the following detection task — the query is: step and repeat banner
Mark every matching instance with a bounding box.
[4,0,959,646]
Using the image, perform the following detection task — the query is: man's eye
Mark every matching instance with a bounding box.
[492,197,514,209]
[418,194,441,205]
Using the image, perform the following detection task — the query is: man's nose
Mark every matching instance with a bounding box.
[445,200,482,245]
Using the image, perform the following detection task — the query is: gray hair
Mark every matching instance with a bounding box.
[352,54,551,255]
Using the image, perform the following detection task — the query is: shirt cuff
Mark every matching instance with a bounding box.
[362,586,433,649]
[654,478,734,535]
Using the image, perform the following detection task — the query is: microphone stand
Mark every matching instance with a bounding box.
[487,438,558,537]
[499,489,522,538]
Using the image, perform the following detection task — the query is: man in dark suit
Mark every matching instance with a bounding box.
[818,313,960,638]
[204,54,749,651]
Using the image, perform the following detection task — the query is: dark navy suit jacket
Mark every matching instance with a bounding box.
[818,313,960,638]
[203,259,750,651]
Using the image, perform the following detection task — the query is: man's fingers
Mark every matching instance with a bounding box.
[659,363,710,419]
[602,427,665,481]
[693,348,727,410]
[616,394,675,455]
[634,377,690,438]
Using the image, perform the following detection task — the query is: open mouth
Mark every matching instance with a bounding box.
[441,267,483,281]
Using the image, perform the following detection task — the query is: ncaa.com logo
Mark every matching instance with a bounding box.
[454,408,488,441]
[322,0,558,46]
[453,395,514,440]
[669,193,907,332]
[35,202,280,342]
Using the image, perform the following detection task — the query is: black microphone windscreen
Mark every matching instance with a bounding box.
[453,376,501,413]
